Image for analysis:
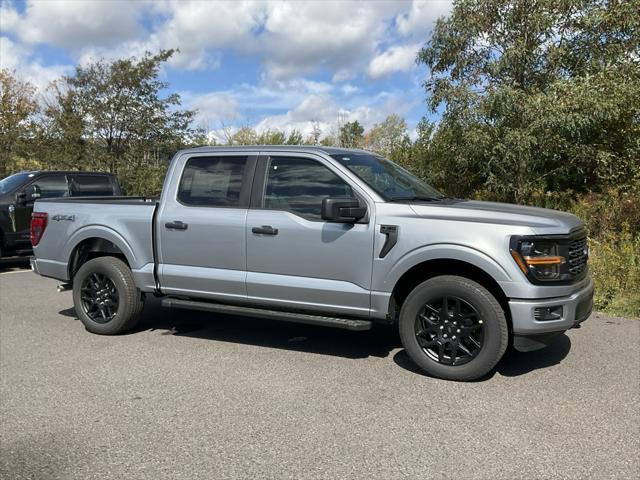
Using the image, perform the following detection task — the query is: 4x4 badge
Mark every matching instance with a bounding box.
[52,214,75,222]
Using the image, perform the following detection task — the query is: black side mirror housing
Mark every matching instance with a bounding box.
[321,198,367,223]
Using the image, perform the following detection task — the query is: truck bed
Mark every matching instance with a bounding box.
[32,197,158,287]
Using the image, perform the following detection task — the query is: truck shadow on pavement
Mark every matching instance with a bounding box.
[58,296,573,380]
[392,334,572,381]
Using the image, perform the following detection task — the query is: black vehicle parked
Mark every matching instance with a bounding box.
[0,171,122,257]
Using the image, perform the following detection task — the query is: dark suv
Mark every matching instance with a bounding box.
[0,171,122,257]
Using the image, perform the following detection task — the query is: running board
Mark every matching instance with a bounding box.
[161,297,373,331]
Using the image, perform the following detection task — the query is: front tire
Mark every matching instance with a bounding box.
[72,256,143,335]
[399,275,508,381]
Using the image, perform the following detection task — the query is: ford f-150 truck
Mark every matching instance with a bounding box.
[30,146,593,381]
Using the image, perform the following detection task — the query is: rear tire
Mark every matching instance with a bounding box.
[398,275,508,381]
[72,256,143,335]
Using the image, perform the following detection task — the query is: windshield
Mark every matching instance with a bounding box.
[330,152,443,201]
[0,172,33,195]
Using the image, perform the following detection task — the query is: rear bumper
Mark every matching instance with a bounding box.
[30,256,68,281]
[509,276,594,336]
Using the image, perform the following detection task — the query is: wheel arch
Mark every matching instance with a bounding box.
[66,229,136,280]
[387,258,512,334]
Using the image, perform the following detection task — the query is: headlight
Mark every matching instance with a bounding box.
[510,235,585,283]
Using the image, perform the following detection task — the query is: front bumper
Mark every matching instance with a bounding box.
[509,276,594,336]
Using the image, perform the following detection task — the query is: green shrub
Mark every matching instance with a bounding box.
[569,192,640,318]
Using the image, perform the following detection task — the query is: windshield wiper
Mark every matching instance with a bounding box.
[387,196,445,202]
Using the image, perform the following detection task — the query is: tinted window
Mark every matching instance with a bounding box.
[33,175,69,199]
[263,157,353,220]
[71,175,114,196]
[178,156,248,207]
[0,172,32,194]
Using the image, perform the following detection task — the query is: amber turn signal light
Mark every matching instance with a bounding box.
[523,256,565,265]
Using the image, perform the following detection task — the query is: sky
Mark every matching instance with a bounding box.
[0,0,452,141]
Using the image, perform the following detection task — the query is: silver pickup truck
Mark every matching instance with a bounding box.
[30,146,593,381]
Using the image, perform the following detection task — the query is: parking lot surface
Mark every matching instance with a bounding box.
[1,263,639,479]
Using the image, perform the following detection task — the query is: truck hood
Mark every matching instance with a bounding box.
[409,199,584,234]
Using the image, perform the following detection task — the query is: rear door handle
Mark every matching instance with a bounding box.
[252,225,278,235]
[165,221,188,230]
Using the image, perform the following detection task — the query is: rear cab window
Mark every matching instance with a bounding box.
[32,175,70,199]
[70,175,116,196]
[177,156,249,207]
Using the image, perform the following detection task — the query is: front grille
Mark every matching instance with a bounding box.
[568,236,588,276]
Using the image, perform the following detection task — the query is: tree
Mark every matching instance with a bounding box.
[48,50,199,175]
[258,129,286,145]
[0,70,39,176]
[308,121,322,144]
[364,114,410,159]
[417,0,640,203]
[339,120,364,148]
[285,129,303,145]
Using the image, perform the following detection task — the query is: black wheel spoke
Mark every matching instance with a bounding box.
[415,295,485,367]
[440,296,449,321]
[457,341,473,357]
[450,343,458,365]
[467,336,481,349]
[454,298,461,316]
[424,304,440,317]
[80,273,119,324]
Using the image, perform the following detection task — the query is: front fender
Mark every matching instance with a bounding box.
[377,243,514,293]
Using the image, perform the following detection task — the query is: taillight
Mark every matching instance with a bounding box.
[31,212,48,246]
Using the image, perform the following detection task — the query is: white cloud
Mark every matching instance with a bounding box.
[341,84,360,95]
[1,0,453,83]
[90,1,407,78]
[149,0,265,70]
[256,1,404,80]
[0,36,71,91]
[183,92,240,129]
[396,0,452,37]
[4,0,145,48]
[182,78,336,128]
[250,87,418,139]
[367,43,421,78]
[0,1,20,31]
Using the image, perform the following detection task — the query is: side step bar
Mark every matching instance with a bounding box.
[161,297,373,331]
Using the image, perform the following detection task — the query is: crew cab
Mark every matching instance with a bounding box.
[29,147,593,381]
[0,170,122,258]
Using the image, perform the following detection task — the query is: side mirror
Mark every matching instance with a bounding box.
[15,191,27,205]
[321,198,367,223]
[27,184,41,201]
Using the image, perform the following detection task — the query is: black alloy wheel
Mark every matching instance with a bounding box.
[80,272,119,323]
[398,275,509,381]
[73,256,143,334]
[415,296,484,366]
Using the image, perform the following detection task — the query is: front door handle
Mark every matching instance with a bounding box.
[252,225,278,235]
[165,220,188,230]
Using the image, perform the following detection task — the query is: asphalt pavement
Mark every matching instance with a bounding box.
[1,260,638,479]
